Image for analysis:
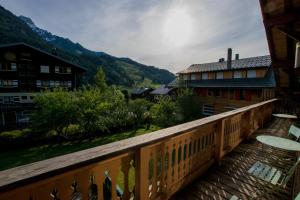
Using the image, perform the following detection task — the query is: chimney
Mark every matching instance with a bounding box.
[218,58,225,62]
[235,54,239,60]
[227,48,232,69]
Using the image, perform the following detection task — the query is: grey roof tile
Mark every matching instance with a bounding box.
[178,55,271,74]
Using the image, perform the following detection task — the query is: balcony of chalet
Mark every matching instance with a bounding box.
[0,98,299,200]
[1,0,300,199]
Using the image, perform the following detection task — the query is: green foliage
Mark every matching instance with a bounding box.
[31,88,79,138]
[94,67,107,91]
[128,99,153,128]
[150,97,178,127]
[176,88,203,122]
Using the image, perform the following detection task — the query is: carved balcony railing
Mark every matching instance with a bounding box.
[0,99,276,200]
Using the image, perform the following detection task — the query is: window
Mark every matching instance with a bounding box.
[216,72,224,79]
[55,66,60,73]
[60,81,72,87]
[202,73,208,80]
[12,80,18,87]
[234,71,242,79]
[0,80,18,87]
[13,96,20,103]
[21,96,27,100]
[247,70,256,78]
[3,96,14,104]
[37,80,54,88]
[55,81,60,86]
[203,105,214,116]
[191,74,196,80]
[11,63,17,71]
[41,80,50,87]
[36,80,41,87]
[55,66,72,74]
[40,65,49,73]
[208,90,214,96]
[183,74,190,80]
[0,63,17,71]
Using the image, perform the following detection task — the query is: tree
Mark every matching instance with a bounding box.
[128,99,152,130]
[150,96,177,127]
[31,88,78,140]
[94,67,107,91]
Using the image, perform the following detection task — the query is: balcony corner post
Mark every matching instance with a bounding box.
[214,119,225,162]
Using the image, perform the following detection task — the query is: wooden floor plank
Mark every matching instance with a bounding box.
[171,118,296,200]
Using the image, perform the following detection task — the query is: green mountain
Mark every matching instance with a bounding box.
[0,5,175,86]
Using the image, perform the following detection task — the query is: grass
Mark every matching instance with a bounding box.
[0,125,160,171]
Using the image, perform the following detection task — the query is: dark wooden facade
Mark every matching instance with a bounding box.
[0,43,86,129]
[259,0,300,99]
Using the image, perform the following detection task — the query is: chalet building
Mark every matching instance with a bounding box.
[0,42,86,129]
[150,85,176,100]
[131,87,153,99]
[174,48,276,116]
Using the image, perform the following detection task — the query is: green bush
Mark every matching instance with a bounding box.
[176,88,202,122]
[150,96,178,127]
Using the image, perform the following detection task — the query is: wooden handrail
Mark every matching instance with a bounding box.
[0,99,277,200]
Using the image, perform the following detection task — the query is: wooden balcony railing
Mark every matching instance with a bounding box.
[0,99,276,200]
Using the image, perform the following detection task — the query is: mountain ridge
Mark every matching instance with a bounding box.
[0,5,175,86]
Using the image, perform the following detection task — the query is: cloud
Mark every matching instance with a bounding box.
[0,0,269,73]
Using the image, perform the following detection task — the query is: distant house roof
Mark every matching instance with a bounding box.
[169,67,276,88]
[131,88,152,95]
[0,42,86,71]
[178,55,271,74]
[151,85,175,95]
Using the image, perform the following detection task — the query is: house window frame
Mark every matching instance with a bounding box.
[216,72,224,79]
[234,71,242,79]
[202,73,208,80]
[40,65,50,73]
[191,74,196,80]
[247,70,256,78]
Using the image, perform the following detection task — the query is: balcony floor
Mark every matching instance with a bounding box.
[171,118,297,200]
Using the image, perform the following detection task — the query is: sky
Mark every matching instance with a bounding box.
[0,0,269,73]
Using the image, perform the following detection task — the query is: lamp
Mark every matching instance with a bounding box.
[295,42,300,68]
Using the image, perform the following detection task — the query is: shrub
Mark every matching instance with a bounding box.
[150,96,178,127]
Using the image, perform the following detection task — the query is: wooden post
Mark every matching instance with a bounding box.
[134,149,142,200]
[215,119,225,161]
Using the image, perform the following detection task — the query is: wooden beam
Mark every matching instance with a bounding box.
[272,60,294,68]
[264,11,300,27]
[277,26,300,41]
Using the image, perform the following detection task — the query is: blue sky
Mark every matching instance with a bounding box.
[0,0,269,72]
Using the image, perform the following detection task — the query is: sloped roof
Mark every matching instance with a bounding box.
[151,85,174,95]
[178,55,271,74]
[169,67,276,88]
[0,42,86,71]
[131,88,152,95]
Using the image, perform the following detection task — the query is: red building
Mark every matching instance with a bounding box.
[172,48,276,116]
